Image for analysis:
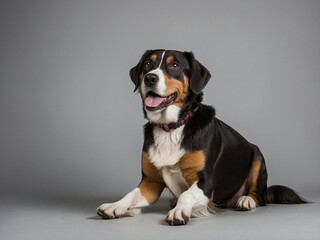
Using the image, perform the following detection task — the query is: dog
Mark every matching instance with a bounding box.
[97,49,306,225]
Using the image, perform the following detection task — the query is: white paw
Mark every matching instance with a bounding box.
[97,202,130,219]
[237,196,257,210]
[96,188,147,219]
[166,207,192,225]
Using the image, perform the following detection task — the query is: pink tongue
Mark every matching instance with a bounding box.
[144,96,166,107]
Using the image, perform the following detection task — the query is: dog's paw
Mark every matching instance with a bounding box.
[166,207,191,226]
[236,196,257,211]
[96,202,129,219]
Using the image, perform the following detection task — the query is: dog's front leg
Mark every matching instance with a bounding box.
[97,178,165,219]
[97,187,146,219]
[97,152,165,219]
[166,182,210,225]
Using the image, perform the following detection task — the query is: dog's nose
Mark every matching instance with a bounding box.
[144,73,159,87]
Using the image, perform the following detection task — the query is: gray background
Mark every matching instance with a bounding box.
[1,0,319,199]
[0,1,320,239]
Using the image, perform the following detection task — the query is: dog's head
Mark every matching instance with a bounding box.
[130,49,211,123]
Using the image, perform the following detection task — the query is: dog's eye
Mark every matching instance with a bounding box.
[169,62,180,70]
[144,61,151,69]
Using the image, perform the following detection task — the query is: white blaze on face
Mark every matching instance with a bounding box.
[141,51,166,98]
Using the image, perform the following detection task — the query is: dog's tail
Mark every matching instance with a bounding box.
[264,185,308,204]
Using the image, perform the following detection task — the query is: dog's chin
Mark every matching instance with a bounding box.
[143,91,178,112]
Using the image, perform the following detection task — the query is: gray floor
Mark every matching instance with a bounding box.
[1,195,319,240]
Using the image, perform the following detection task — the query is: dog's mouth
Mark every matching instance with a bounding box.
[144,91,178,111]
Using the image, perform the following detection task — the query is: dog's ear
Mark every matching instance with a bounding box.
[184,51,211,94]
[129,64,140,92]
[129,50,152,92]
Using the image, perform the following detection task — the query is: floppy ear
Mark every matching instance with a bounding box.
[129,64,140,92]
[129,50,152,92]
[184,52,211,94]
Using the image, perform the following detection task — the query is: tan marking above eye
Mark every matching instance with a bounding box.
[150,54,157,62]
[166,56,174,64]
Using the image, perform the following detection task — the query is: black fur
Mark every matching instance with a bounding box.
[143,122,154,152]
[183,51,211,94]
[180,103,265,205]
[264,185,307,204]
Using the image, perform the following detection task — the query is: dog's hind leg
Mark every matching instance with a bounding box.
[236,148,268,211]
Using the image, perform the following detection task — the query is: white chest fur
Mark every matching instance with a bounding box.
[148,126,186,169]
[161,166,188,197]
[148,126,187,197]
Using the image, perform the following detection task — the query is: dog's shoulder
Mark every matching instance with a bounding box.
[181,104,216,151]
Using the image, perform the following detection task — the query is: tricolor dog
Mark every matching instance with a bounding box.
[97,49,306,225]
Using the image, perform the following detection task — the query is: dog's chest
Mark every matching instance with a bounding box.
[148,127,186,169]
[162,166,188,197]
[148,127,188,196]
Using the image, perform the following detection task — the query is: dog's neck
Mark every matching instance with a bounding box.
[146,105,181,124]
[146,104,198,132]
[151,110,194,132]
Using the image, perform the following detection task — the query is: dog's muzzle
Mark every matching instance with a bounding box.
[144,73,159,88]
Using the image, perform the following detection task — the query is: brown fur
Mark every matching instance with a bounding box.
[166,56,174,64]
[178,150,205,186]
[164,74,189,108]
[138,152,165,204]
[246,157,262,205]
[150,54,157,62]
